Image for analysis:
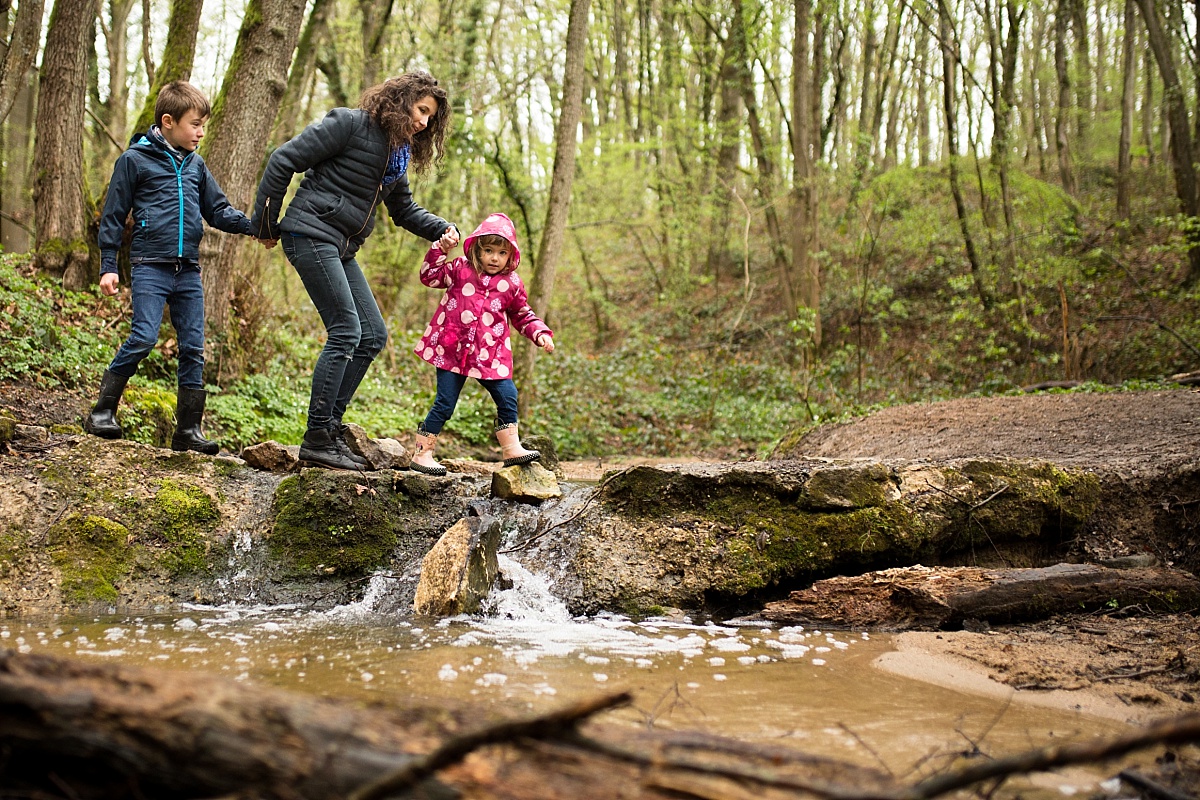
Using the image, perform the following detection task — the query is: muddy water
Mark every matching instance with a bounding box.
[2,557,1141,795]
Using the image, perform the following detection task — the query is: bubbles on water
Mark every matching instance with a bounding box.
[438,664,459,681]
[174,617,198,630]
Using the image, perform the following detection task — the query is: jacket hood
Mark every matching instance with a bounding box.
[463,213,520,273]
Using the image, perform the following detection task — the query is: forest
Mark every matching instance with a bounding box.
[0,0,1198,459]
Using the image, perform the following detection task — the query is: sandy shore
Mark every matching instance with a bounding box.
[874,617,1199,726]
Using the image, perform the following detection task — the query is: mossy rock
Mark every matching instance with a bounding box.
[0,415,15,444]
[50,423,84,435]
[148,479,220,575]
[0,524,30,577]
[269,470,415,577]
[123,385,177,447]
[49,514,135,605]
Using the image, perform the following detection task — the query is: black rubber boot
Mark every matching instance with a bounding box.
[84,370,129,439]
[335,423,371,468]
[171,387,219,455]
[299,427,363,471]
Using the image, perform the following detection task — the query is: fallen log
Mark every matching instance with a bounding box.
[0,648,890,800]
[762,564,1200,629]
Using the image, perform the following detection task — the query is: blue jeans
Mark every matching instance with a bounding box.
[108,262,205,388]
[422,368,518,434]
[283,236,388,432]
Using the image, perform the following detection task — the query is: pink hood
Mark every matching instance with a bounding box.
[463,213,521,274]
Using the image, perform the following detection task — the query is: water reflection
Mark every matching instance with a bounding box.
[0,556,1140,796]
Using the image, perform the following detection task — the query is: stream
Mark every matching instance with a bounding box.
[1,553,1141,797]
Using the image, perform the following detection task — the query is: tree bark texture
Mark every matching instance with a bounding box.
[518,0,592,415]
[938,1,991,310]
[1053,0,1077,196]
[1116,0,1135,221]
[199,0,306,346]
[33,0,100,289]
[0,0,44,124]
[1134,0,1200,284]
[0,649,890,800]
[271,0,334,147]
[762,563,1200,629]
[0,63,35,252]
[793,0,820,346]
[130,0,204,136]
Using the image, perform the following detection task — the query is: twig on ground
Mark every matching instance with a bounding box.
[500,467,635,554]
[1093,665,1173,683]
[348,692,632,800]
[1118,769,1196,800]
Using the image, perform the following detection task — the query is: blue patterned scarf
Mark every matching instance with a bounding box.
[383,145,411,186]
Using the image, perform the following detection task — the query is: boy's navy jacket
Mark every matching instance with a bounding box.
[250,108,450,258]
[98,128,252,275]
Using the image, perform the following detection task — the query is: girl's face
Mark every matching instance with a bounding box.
[409,94,439,136]
[478,241,511,275]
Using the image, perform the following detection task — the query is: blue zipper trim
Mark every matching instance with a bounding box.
[171,153,191,257]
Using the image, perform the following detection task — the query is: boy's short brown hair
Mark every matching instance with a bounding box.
[154,81,211,127]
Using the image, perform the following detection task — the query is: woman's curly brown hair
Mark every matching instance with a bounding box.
[359,71,450,174]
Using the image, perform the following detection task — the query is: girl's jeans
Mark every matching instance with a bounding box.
[108,261,205,388]
[422,368,518,434]
[283,236,388,432]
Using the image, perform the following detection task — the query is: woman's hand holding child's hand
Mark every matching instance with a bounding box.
[536,334,555,353]
[437,226,460,251]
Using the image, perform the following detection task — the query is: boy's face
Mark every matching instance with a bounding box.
[478,241,511,275]
[160,108,207,152]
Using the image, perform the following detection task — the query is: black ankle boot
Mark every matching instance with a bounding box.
[335,423,371,468]
[84,370,129,439]
[299,427,363,471]
[171,387,219,455]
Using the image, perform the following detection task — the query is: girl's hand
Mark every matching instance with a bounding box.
[438,226,460,250]
[537,334,555,353]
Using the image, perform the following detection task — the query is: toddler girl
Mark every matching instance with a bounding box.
[411,213,554,475]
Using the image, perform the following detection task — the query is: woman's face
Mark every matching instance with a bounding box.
[410,95,439,136]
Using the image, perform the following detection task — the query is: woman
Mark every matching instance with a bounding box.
[251,71,459,470]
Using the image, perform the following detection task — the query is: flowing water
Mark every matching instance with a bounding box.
[2,554,1144,796]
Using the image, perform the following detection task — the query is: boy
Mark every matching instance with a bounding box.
[86,81,256,454]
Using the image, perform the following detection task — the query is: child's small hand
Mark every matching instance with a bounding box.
[99,273,120,297]
[436,229,457,251]
[537,334,555,353]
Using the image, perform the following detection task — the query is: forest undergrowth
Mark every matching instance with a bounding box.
[3,162,1197,460]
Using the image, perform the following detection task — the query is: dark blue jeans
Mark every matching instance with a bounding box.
[283,236,388,432]
[108,262,205,388]
[422,368,518,434]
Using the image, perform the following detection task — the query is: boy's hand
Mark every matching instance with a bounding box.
[253,237,278,249]
[99,273,120,296]
[536,333,555,354]
[436,229,458,251]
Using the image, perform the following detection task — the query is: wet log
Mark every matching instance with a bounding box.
[0,648,891,800]
[762,564,1200,629]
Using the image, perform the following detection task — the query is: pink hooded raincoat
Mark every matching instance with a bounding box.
[414,213,552,379]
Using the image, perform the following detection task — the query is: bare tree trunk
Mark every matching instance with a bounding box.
[140,0,154,85]
[1054,0,1077,195]
[1135,0,1200,284]
[939,0,991,310]
[0,0,45,124]
[33,0,100,289]
[359,0,394,93]
[794,0,820,348]
[517,0,591,417]
[852,0,878,174]
[130,0,204,136]
[1142,33,1154,164]
[1070,0,1092,156]
[731,0,795,313]
[916,16,931,166]
[199,0,306,363]
[0,64,35,252]
[992,0,1023,297]
[97,0,136,159]
[1116,0,1135,220]
[705,41,741,282]
[272,0,334,146]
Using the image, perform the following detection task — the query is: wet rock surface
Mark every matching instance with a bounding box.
[413,516,501,615]
[491,462,563,502]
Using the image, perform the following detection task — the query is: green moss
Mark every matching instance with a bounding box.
[956,461,1101,539]
[49,423,84,435]
[803,464,894,509]
[0,525,30,577]
[0,415,15,443]
[123,385,177,447]
[270,471,408,576]
[150,479,219,575]
[49,514,134,605]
